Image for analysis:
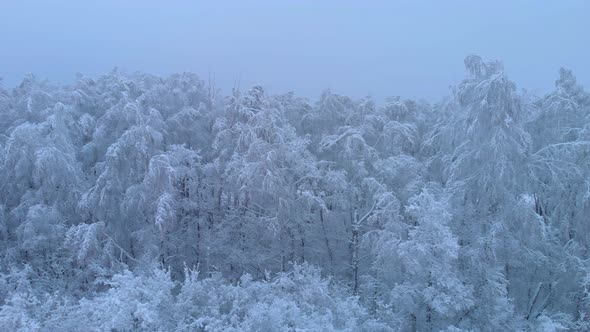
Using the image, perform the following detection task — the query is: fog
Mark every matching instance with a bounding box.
[3,2,590,330]
[1,0,588,101]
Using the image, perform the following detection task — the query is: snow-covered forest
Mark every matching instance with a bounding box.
[0,55,589,331]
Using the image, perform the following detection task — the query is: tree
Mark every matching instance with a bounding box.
[370,188,473,331]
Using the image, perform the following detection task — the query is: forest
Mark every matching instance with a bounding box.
[0,55,589,331]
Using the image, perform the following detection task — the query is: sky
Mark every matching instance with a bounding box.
[1,0,589,102]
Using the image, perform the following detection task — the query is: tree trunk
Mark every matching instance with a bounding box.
[351,209,360,295]
[320,208,334,274]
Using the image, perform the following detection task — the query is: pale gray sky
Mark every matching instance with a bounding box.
[1,0,588,102]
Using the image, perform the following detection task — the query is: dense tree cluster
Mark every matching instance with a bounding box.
[1,56,589,331]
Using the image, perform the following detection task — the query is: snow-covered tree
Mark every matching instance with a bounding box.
[0,58,588,331]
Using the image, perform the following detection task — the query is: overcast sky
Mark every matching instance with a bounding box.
[1,0,588,102]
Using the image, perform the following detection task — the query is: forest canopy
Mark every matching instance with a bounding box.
[1,56,589,331]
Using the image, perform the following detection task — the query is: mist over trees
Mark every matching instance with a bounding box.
[1,56,589,331]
